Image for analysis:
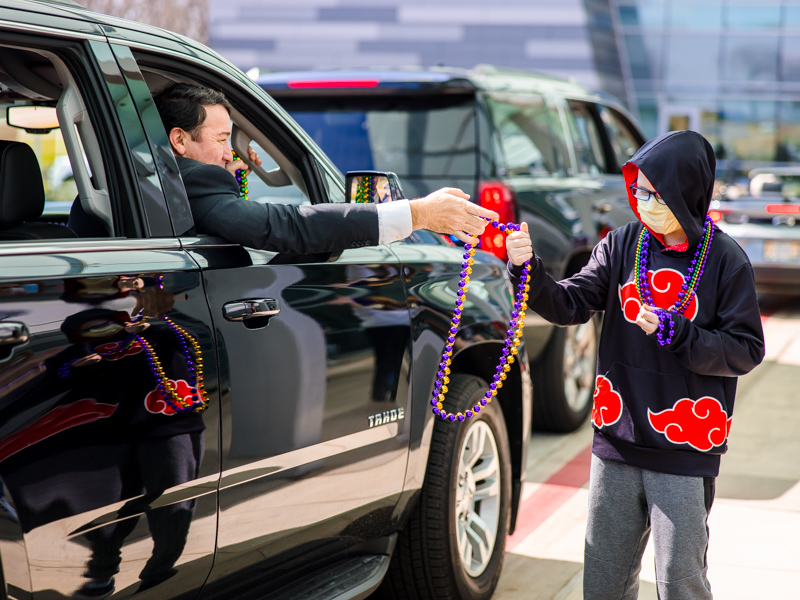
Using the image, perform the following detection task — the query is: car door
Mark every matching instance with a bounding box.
[482,91,583,278]
[563,99,644,236]
[596,103,648,227]
[0,26,218,600]
[119,49,413,596]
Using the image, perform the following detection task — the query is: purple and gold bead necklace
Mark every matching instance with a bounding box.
[134,316,208,413]
[431,220,531,423]
[634,216,714,346]
[231,150,249,201]
[355,175,377,203]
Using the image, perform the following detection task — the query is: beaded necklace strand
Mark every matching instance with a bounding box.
[634,216,714,346]
[58,275,208,413]
[431,220,531,422]
[231,150,249,201]
[355,175,377,203]
[135,316,208,413]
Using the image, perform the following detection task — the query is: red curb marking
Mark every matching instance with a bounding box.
[506,444,593,552]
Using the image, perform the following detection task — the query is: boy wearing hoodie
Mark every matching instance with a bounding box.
[506,130,764,599]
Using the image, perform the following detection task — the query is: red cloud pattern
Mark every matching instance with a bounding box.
[619,268,698,323]
[592,376,623,428]
[648,397,730,451]
[0,399,116,462]
[145,379,193,416]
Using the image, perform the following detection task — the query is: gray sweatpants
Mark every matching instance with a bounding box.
[583,454,715,600]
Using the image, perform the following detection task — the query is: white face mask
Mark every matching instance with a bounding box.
[638,200,682,235]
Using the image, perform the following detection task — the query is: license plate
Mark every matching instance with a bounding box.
[764,240,800,262]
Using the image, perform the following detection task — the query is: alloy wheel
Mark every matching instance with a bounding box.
[562,321,597,413]
[455,419,501,578]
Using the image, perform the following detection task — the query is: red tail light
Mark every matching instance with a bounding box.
[766,204,800,214]
[478,182,516,261]
[287,79,379,88]
[708,210,723,223]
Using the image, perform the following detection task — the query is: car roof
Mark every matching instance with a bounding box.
[256,64,606,100]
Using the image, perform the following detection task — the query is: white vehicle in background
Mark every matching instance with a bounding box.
[711,166,800,293]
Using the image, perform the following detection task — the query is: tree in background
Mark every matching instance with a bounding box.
[78,0,208,44]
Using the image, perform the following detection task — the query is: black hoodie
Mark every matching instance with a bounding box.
[511,130,765,477]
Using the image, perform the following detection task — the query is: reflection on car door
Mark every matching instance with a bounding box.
[185,239,412,595]
[0,249,222,599]
[0,36,220,599]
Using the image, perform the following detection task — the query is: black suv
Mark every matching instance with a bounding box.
[257,66,647,432]
[0,3,529,599]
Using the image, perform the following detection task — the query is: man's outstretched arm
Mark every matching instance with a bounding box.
[183,161,498,253]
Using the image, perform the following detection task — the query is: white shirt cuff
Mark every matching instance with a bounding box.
[377,199,413,244]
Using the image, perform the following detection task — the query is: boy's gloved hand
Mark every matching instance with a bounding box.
[636,304,660,335]
[507,222,533,266]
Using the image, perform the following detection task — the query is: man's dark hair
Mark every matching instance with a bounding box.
[153,83,232,140]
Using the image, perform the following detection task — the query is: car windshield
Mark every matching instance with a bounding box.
[278,95,478,178]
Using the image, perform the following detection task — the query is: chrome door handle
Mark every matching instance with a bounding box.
[223,299,281,322]
[0,322,29,345]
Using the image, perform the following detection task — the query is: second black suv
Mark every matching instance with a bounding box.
[257,66,647,431]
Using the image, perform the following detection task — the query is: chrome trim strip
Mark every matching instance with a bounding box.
[109,39,220,68]
[0,19,106,41]
[179,236,238,248]
[0,238,181,256]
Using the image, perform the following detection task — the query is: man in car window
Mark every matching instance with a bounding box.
[153,83,495,252]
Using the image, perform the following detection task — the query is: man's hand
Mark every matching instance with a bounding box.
[636,304,660,335]
[225,145,262,177]
[507,222,533,265]
[409,188,499,245]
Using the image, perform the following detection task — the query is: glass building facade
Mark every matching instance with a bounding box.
[208,0,627,114]
[612,0,800,170]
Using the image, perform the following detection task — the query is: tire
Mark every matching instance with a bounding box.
[377,374,512,600]
[531,315,599,432]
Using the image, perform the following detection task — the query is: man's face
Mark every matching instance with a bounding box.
[180,104,234,168]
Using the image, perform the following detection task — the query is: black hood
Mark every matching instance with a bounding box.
[623,130,716,248]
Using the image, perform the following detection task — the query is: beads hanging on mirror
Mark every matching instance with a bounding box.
[431,220,531,423]
[355,175,377,203]
[231,150,249,201]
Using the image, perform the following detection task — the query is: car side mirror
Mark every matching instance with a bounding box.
[345,171,405,204]
[6,105,59,133]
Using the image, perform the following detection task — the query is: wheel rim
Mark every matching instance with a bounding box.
[455,419,501,578]
[562,321,597,413]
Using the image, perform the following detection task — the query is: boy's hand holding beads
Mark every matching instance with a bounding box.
[636,304,660,335]
[507,222,533,266]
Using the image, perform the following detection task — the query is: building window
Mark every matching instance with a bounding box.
[718,101,778,162]
[624,34,662,80]
[665,34,720,82]
[723,36,779,82]
[724,6,781,30]
[617,2,666,29]
[668,2,722,31]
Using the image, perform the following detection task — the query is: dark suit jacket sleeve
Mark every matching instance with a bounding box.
[179,158,380,253]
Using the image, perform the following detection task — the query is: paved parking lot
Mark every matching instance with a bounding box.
[494,295,800,599]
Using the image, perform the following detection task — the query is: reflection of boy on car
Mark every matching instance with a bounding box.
[0,284,207,598]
